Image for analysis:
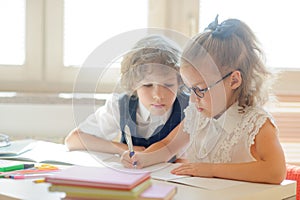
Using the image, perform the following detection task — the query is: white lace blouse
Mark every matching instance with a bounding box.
[183,102,277,163]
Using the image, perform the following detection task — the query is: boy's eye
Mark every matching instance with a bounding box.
[143,83,153,87]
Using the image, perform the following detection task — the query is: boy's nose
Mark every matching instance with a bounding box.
[152,85,164,100]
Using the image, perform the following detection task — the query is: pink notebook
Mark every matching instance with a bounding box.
[45,165,150,190]
[139,183,177,200]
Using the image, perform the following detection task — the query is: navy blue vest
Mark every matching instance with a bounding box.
[119,93,189,148]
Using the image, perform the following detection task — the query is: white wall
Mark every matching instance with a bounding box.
[0,103,97,142]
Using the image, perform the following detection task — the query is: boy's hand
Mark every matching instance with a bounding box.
[133,146,146,152]
[120,150,140,169]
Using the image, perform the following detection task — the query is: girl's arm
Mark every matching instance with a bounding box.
[121,121,190,168]
[172,119,286,184]
[65,128,145,155]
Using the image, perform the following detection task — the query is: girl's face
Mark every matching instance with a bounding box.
[136,69,179,116]
[180,64,233,118]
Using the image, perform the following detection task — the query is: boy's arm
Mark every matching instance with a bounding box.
[64,128,129,155]
[143,122,186,153]
[121,121,190,168]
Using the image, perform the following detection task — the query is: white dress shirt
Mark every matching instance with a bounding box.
[183,102,278,163]
[78,93,172,141]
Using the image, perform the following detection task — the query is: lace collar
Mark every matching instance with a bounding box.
[215,102,241,133]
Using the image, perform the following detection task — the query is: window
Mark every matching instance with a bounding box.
[46,0,149,93]
[199,0,300,96]
[199,0,300,69]
[63,0,148,67]
[0,0,25,65]
[0,0,43,87]
[0,0,198,93]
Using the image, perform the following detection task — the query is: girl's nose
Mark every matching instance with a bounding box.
[190,92,200,103]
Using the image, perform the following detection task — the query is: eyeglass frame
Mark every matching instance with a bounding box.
[180,71,234,98]
[0,133,10,147]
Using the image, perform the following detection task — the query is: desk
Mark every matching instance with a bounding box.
[0,178,296,200]
[0,140,297,200]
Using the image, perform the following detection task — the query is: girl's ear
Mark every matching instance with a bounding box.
[230,70,242,89]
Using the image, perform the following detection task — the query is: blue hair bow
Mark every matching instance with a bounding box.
[205,15,240,39]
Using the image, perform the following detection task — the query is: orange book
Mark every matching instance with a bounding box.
[45,165,150,190]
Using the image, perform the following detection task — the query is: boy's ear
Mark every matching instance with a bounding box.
[230,70,242,89]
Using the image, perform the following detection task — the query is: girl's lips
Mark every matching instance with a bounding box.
[197,107,204,112]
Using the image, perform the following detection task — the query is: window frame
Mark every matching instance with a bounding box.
[0,0,43,90]
[0,0,299,96]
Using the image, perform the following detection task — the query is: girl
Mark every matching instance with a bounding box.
[65,35,189,157]
[121,17,286,184]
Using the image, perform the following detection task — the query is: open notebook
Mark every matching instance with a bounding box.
[0,140,115,166]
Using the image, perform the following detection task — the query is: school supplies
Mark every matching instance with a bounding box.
[0,140,114,166]
[124,125,137,167]
[9,173,54,179]
[0,163,59,178]
[0,160,34,172]
[139,183,177,200]
[45,165,152,200]
[49,179,151,200]
[45,165,150,190]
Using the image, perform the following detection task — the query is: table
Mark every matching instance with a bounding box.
[0,178,296,200]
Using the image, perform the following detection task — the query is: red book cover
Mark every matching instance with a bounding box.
[45,165,150,190]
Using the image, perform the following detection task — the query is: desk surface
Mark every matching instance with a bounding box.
[0,141,296,200]
[0,178,296,200]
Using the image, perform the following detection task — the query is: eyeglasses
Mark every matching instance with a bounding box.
[180,71,233,98]
[0,133,10,147]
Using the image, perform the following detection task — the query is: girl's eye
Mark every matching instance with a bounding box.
[164,84,174,88]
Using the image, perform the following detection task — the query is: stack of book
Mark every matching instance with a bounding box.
[45,165,177,200]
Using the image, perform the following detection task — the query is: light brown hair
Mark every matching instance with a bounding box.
[120,35,182,96]
[182,17,272,109]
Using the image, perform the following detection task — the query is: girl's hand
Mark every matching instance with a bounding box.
[174,158,189,163]
[171,163,213,177]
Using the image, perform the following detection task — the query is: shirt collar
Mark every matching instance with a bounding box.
[215,102,241,133]
[139,101,150,122]
[138,101,172,124]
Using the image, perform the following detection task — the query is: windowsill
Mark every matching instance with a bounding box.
[0,92,109,105]
[281,142,300,166]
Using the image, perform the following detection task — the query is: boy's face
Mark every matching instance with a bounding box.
[136,69,178,116]
[180,64,231,118]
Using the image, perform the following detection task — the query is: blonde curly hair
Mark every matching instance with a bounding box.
[120,35,182,96]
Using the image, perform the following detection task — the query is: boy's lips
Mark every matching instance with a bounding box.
[151,104,165,109]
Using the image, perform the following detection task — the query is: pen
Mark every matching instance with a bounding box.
[0,163,34,172]
[124,125,137,168]
[9,173,53,179]
[33,178,45,183]
[0,168,59,178]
